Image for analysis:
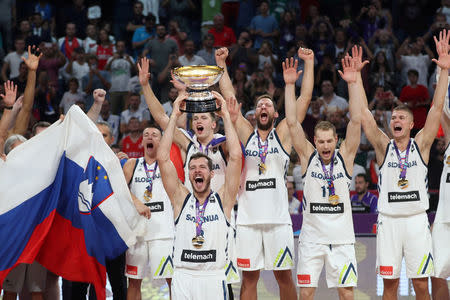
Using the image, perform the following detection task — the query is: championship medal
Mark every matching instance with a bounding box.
[144,189,152,202]
[257,131,269,175]
[192,235,205,249]
[259,163,267,174]
[328,194,340,205]
[398,179,409,189]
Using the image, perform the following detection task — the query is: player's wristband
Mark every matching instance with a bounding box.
[4,106,13,110]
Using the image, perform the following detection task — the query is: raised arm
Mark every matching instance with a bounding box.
[357,46,390,165]
[87,89,106,122]
[123,158,151,219]
[337,53,363,169]
[13,46,42,135]
[226,95,254,144]
[138,57,189,150]
[283,57,314,169]
[0,81,18,153]
[296,47,315,123]
[216,48,235,102]
[156,94,189,217]
[416,29,450,159]
[214,92,242,218]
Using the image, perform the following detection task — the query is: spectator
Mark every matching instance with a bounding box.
[279,11,296,55]
[30,12,52,43]
[1,38,27,82]
[351,173,378,213]
[201,0,221,32]
[98,100,120,142]
[369,51,395,92]
[105,40,136,115]
[37,42,66,84]
[58,0,88,38]
[93,29,116,70]
[161,0,195,35]
[15,19,40,48]
[397,0,427,39]
[120,93,144,135]
[58,22,83,60]
[142,24,178,75]
[396,37,433,87]
[356,4,387,43]
[331,27,348,60]
[196,33,215,65]
[35,71,59,123]
[178,40,206,66]
[232,67,250,109]
[208,13,236,48]
[399,69,430,135]
[368,29,398,71]
[316,54,338,88]
[11,62,28,94]
[59,77,84,114]
[131,13,156,58]
[120,117,144,158]
[249,0,279,49]
[229,30,258,74]
[317,80,348,114]
[83,24,98,54]
[308,16,334,63]
[81,55,111,109]
[326,108,347,141]
[166,19,187,55]
[0,0,15,52]
[126,1,145,41]
[257,40,278,71]
[141,0,160,23]
[34,0,55,28]
[287,177,300,214]
[64,46,90,91]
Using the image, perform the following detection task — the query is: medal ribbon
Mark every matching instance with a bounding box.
[257,131,269,165]
[198,136,226,155]
[143,160,158,193]
[195,192,213,237]
[393,140,411,180]
[319,152,337,197]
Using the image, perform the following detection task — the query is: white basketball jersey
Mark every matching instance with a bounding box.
[378,139,429,216]
[130,158,174,240]
[301,150,355,244]
[435,143,450,223]
[180,129,227,192]
[173,192,229,271]
[237,128,291,225]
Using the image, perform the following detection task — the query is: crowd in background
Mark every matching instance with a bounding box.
[1,0,449,211]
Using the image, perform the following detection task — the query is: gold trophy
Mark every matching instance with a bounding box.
[172,65,224,112]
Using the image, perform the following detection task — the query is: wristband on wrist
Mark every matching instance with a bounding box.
[4,106,13,110]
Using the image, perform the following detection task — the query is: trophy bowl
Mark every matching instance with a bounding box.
[172,65,224,113]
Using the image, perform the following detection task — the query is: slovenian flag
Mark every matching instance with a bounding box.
[0,106,147,299]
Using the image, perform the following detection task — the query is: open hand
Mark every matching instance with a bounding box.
[0,81,17,107]
[137,57,151,86]
[22,45,42,71]
[432,29,450,70]
[282,57,302,85]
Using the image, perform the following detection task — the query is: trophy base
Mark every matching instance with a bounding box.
[180,90,219,113]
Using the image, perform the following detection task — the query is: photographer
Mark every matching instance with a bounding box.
[105,40,136,115]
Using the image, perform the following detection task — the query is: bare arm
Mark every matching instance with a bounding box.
[416,30,450,160]
[216,48,235,102]
[123,159,151,219]
[0,82,18,153]
[157,94,190,217]
[13,46,42,135]
[338,52,363,170]
[226,95,254,144]
[296,48,315,123]
[137,57,189,150]
[1,61,10,82]
[283,58,315,170]
[214,92,242,218]
[87,89,106,122]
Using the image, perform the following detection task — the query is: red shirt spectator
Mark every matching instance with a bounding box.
[399,69,430,129]
[122,135,144,158]
[208,14,236,47]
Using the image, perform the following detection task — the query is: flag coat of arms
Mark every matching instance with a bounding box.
[0,106,147,299]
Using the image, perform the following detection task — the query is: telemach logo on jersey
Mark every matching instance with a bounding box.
[246,178,276,191]
[181,250,216,263]
[144,201,164,212]
[310,203,344,214]
[387,191,420,202]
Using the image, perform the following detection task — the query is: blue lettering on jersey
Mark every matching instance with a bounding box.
[310,171,344,180]
[186,214,219,222]
[245,148,279,157]
[387,161,418,168]
[134,174,161,183]
[212,164,220,170]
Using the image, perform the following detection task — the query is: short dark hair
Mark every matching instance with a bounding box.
[314,121,337,136]
[407,69,419,77]
[355,173,368,182]
[32,121,51,136]
[393,104,414,120]
[145,13,156,23]
[144,123,162,134]
[254,94,274,107]
[68,77,79,87]
[189,152,213,170]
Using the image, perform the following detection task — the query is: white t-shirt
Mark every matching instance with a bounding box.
[4,51,28,79]
[107,56,135,92]
[83,37,97,54]
[400,54,431,86]
[179,55,206,66]
[65,61,90,92]
[120,108,144,124]
[59,91,85,114]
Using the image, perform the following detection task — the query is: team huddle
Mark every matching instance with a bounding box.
[105,29,450,300]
